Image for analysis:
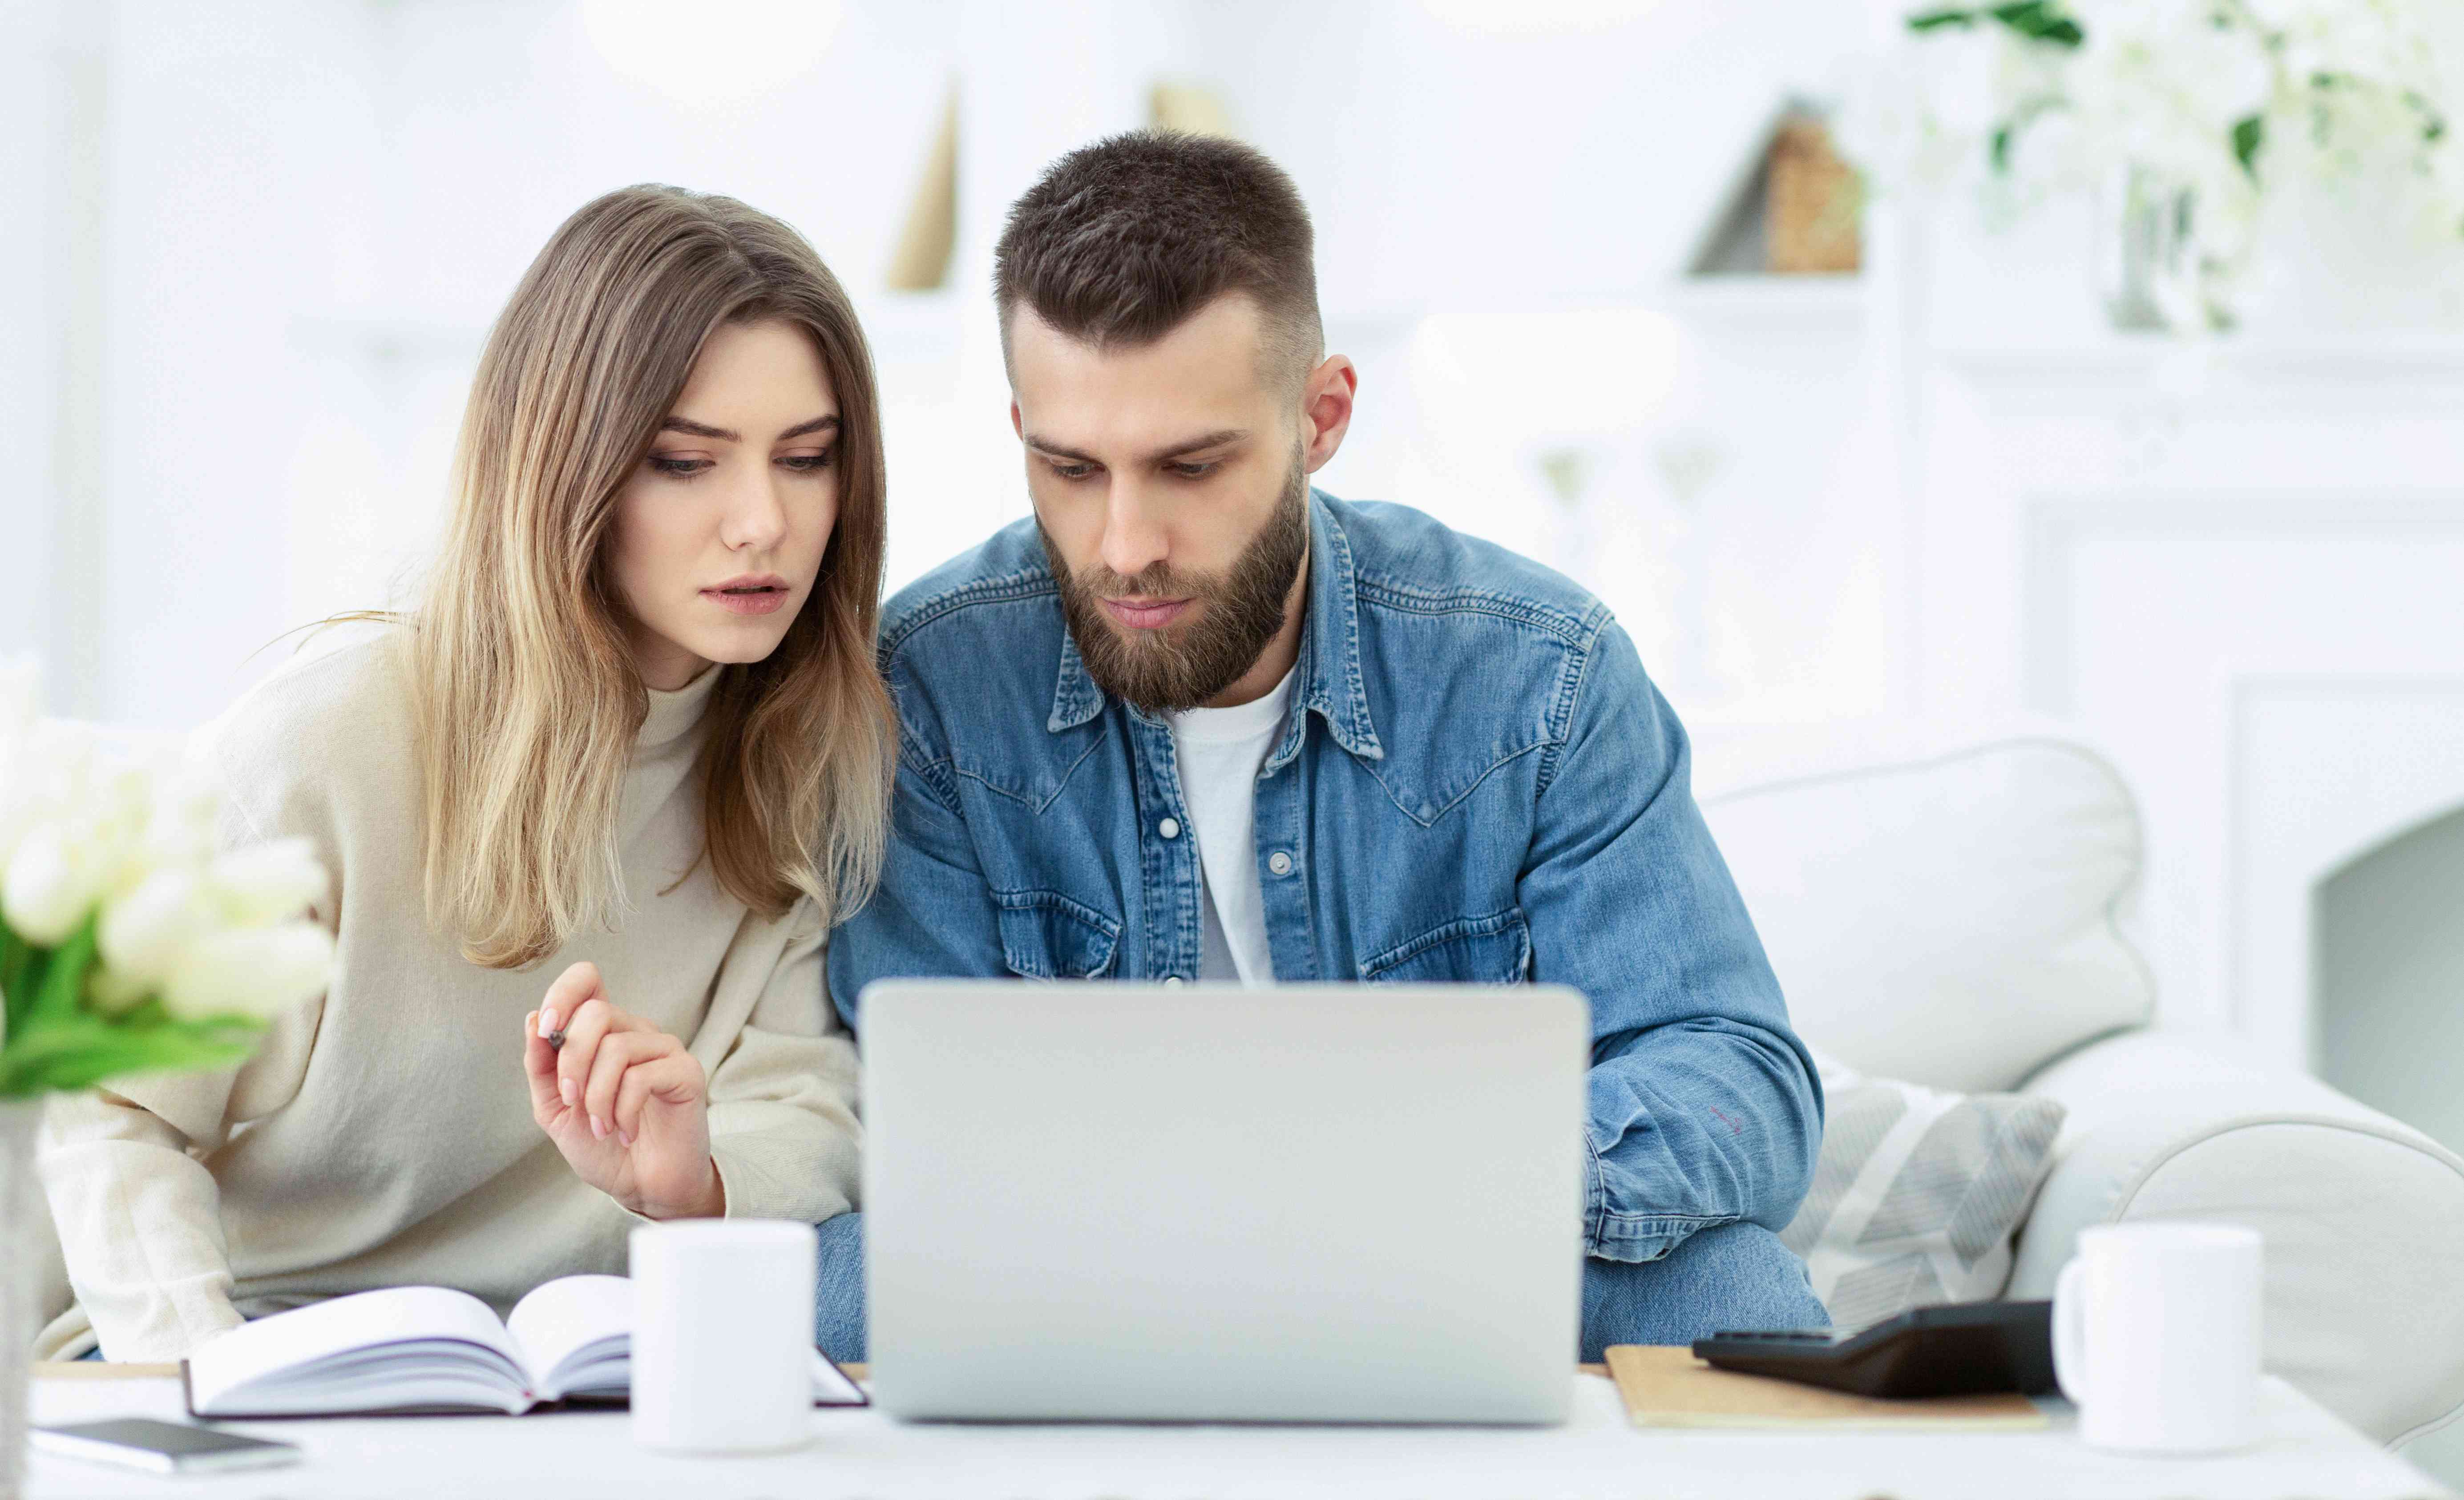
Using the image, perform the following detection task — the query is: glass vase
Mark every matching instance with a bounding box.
[0,1099,38,1500]
[2096,165,2205,333]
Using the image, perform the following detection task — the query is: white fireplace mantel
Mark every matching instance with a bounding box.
[1915,335,2464,1073]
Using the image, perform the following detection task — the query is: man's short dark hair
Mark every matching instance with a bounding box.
[994,130,1324,390]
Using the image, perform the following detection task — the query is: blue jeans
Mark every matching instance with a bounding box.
[812,1211,1826,1366]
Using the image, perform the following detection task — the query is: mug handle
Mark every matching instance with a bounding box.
[2051,1256,2090,1405]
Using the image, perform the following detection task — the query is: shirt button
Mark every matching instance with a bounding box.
[1158,818,1181,840]
[1268,852,1294,876]
[1163,976,1184,988]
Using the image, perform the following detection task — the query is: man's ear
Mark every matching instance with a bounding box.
[1010,399,1024,438]
[1299,355,1358,475]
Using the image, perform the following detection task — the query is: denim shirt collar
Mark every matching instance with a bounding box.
[1045,489,1384,766]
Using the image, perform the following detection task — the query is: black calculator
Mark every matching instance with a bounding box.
[1691,1299,2057,1399]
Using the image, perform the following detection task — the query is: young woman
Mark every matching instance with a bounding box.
[37,185,893,1361]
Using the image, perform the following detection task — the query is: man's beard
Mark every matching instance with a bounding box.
[1044,455,1309,715]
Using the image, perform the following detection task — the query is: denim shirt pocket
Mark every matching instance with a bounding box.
[1357,907,1532,984]
[994,889,1122,979]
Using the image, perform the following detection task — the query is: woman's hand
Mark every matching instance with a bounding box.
[523,961,725,1220]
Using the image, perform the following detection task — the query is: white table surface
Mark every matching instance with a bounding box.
[28,1370,2449,1500]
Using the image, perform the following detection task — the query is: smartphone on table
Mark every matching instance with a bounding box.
[32,1417,302,1474]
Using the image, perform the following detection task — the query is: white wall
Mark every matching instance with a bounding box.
[91,2,383,728]
[15,0,2464,1073]
[8,0,1900,730]
[1,3,82,711]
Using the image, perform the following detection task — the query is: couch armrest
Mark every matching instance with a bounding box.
[2007,1030,2464,1446]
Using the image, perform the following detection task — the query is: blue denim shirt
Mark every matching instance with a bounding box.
[829,491,1822,1262]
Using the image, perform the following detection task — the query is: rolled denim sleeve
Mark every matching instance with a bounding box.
[1521,615,1823,1263]
[826,730,1009,1035]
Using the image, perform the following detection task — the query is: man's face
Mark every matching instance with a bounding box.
[1008,293,1312,714]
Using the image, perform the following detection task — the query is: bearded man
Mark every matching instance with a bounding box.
[819,130,1827,1364]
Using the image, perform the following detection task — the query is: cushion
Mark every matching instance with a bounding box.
[1781,1052,2065,1329]
[2012,1032,2464,1445]
[1699,735,2155,1092]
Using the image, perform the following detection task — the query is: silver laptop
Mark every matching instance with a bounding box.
[860,980,1588,1424]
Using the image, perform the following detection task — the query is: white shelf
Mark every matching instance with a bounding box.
[1936,332,2464,415]
[1665,274,1868,332]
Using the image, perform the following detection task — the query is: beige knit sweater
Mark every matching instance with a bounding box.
[36,630,862,1361]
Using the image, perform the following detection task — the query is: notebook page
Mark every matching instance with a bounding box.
[811,1350,864,1406]
[187,1286,522,1413]
[505,1275,630,1391]
[505,1274,865,1406]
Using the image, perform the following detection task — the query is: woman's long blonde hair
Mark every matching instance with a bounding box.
[412,185,894,970]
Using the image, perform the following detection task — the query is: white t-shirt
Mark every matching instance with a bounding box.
[1167,665,1297,986]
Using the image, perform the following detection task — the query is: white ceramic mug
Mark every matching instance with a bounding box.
[630,1219,817,1453]
[2051,1221,2263,1454]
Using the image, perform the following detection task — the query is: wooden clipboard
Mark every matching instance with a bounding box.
[1604,1345,2049,1430]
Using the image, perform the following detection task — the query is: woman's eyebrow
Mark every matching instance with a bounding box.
[656,414,838,442]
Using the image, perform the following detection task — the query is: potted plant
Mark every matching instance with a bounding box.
[0,657,332,1496]
[1863,0,2463,331]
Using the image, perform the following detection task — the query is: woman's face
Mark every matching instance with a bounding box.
[608,318,841,691]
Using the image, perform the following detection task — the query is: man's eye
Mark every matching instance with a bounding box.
[1049,462,1097,482]
[648,456,712,477]
[1169,462,1218,480]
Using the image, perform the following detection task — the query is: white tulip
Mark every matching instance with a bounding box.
[143,754,226,872]
[0,721,85,877]
[0,653,334,1058]
[160,922,335,1022]
[204,839,325,930]
[99,866,215,988]
[86,964,155,1017]
[4,818,109,946]
[0,777,36,879]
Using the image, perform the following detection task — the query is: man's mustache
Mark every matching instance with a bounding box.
[1083,567,1221,604]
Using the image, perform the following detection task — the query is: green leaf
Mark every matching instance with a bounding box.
[1,1033,253,1096]
[1911,4,2083,45]
[1908,8,1982,33]
[1982,95,2069,176]
[28,914,97,1027]
[2231,114,2266,179]
[0,901,36,1041]
[1989,1,2084,47]
[0,1010,265,1099]
[2403,90,2448,145]
[117,995,175,1029]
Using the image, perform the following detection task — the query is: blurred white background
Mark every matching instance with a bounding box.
[8,0,2464,1209]
[0,0,1937,739]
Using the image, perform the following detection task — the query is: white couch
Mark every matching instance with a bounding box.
[1697,732,2464,1450]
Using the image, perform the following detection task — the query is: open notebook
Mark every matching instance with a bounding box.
[180,1277,867,1419]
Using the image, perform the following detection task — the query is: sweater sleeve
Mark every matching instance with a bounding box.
[39,1078,248,1361]
[38,676,340,1363]
[703,902,863,1225]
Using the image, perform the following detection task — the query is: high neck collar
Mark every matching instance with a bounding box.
[639,663,722,752]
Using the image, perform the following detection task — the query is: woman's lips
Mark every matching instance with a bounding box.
[1101,597,1191,630]
[703,586,789,616]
